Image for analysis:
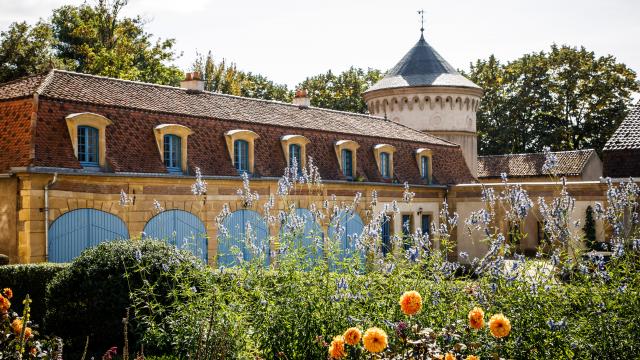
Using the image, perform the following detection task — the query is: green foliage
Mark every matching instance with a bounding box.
[44,240,203,358]
[191,51,292,102]
[0,21,63,83]
[583,205,597,249]
[0,0,182,85]
[0,263,68,324]
[297,67,382,113]
[465,46,638,155]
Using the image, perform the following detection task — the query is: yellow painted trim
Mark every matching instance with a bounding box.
[415,148,433,184]
[373,144,396,179]
[154,124,194,173]
[65,113,113,168]
[280,135,310,169]
[334,140,360,178]
[224,129,260,173]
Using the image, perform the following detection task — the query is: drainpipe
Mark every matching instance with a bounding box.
[44,173,58,262]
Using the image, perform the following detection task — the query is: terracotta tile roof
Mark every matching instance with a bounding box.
[478,149,596,178]
[9,70,455,147]
[0,74,49,101]
[604,104,640,151]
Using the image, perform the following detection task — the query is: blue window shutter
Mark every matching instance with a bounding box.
[341,149,352,178]
[234,140,249,173]
[78,126,99,166]
[164,135,182,173]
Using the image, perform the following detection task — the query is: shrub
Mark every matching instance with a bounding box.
[0,263,68,324]
[45,239,204,358]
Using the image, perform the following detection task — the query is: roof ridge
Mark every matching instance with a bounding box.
[35,69,57,95]
[479,149,594,159]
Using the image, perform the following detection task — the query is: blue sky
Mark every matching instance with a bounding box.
[1,0,639,91]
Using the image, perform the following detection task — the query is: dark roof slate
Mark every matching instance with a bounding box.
[604,104,640,150]
[478,149,596,178]
[365,34,481,93]
[2,70,455,147]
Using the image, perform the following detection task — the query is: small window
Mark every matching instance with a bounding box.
[77,126,99,166]
[234,139,250,173]
[380,152,390,178]
[381,217,392,256]
[421,214,430,236]
[289,143,302,173]
[341,149,353,179]
[163,134,182,172]
[421,156,430,181]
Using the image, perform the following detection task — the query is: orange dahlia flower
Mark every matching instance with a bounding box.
[466,356,480,360]
[328,335,346,359]
[3,288,12,299]
[363,327,388,353]
[0,296,10,312]
[445,353,456,360]
[468,307,485,329]
[24,327,32,339]
[489,313,511,338]
[11,318,23,334]
[343,327,362,345]
[399,290,422,316]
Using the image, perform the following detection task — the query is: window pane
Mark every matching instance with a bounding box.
[421,156,429,180]
[289,144,301,172]
[381,152,389,178]
[78,126,98,166]
[235,140,249,172]
[164,135,181,171]
[421,215,430,235]
[342,149,352,178]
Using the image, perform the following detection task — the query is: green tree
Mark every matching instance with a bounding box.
[49,0,183,85]
[191,51,292,102]
[297,67,382,113]
[0,21,62,83]
[583,205,597,250]
[466,45,638,155]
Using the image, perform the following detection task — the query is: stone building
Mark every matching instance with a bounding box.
[0,31,618,266]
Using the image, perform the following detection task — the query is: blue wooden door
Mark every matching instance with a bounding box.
[279,208,323,262]
[218,209,270,267]
[328,210,364,263]
[143,210,208,262]
[49,209,129,263]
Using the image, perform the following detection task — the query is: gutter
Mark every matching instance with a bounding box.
[44,173,58,262]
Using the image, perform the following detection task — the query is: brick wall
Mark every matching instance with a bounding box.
[35,99,475,184]
[0,99,34,172]
[603,149,640,178]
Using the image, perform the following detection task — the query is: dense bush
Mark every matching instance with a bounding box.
[45,240,205,358]
[0,263,67,324]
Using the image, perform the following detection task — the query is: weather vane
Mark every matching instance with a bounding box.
[417,9,424,34]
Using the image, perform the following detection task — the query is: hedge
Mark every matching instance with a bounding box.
[0,263,68,324]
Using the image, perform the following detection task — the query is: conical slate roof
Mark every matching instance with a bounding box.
[366,34,481,93]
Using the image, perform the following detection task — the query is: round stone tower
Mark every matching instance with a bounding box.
[363,32,483,178]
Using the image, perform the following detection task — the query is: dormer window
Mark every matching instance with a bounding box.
[234,139,250,173]
[342,149,353,179]
[163,134,182,173]
[373,144,396,180]
[78,126,99,166]
[380,152,390,178]
[416,148,433,184]
[153,124,193,174]
[225,129,259,175]
[280,135,310,173]
[65,113,113,169]
[334,140,359,180]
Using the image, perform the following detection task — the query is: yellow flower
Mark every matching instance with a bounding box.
[3,288,12,299]
[399,290,422,316]
[328,335,346,359]
[489,313,511,338]
[11,318,23,335]
[363,327,388,353]
[343,327,362,345]
[468,307,485,329]
[445,353,456,360]
[466,356,480,360]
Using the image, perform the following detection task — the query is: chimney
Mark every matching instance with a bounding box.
[293,88,310,108]
[180,71,205,91]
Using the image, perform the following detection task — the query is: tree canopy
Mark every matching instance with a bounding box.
[465,45,638,155]
[0,0,182,85]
